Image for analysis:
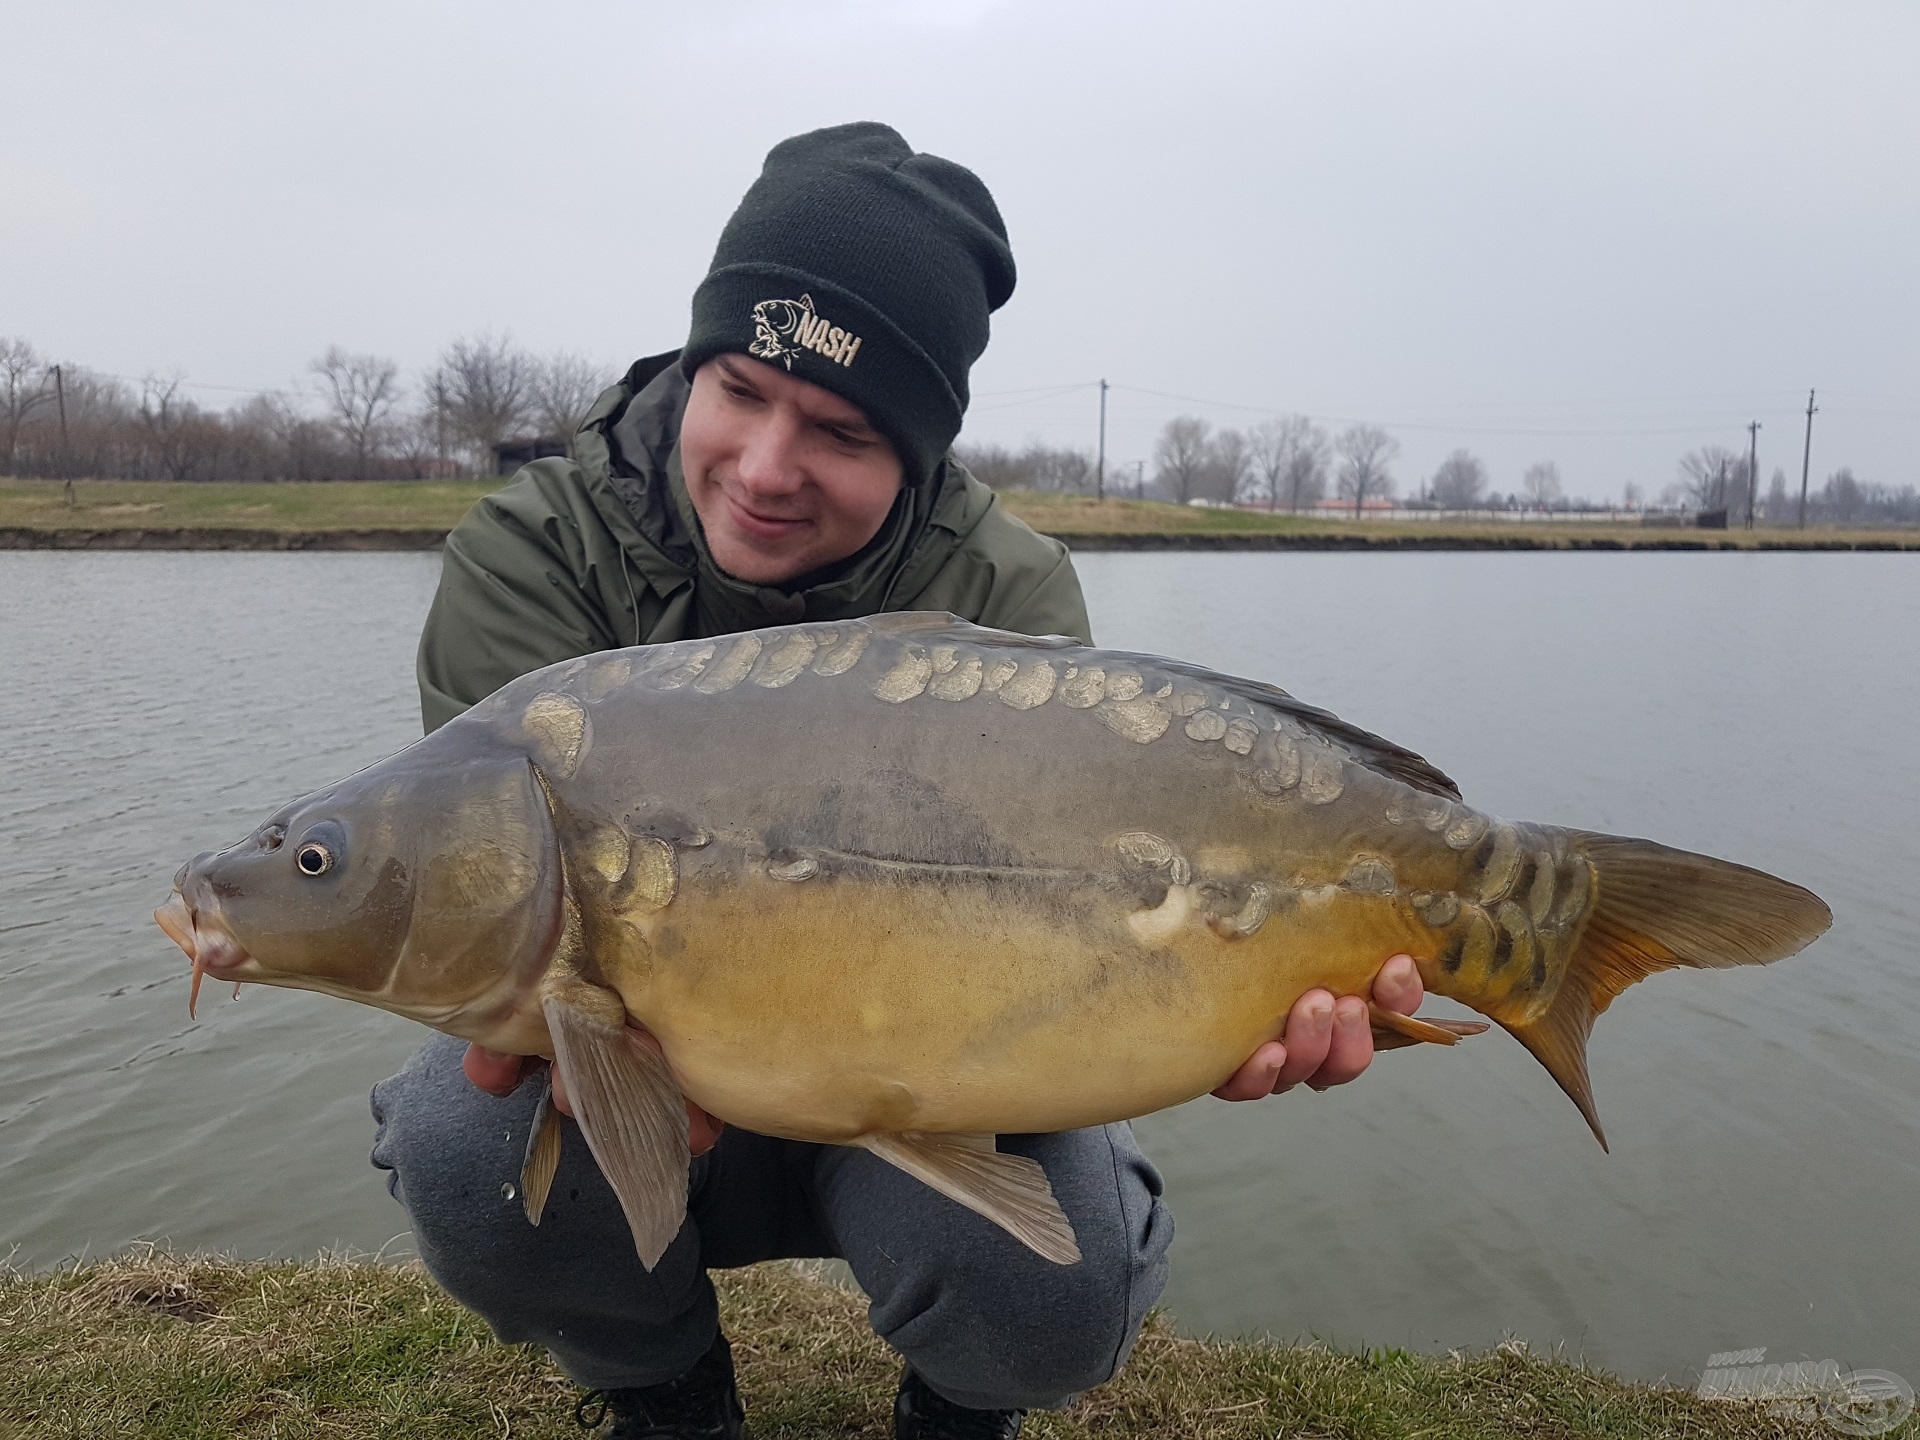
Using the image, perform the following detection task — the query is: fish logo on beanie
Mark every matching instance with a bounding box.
[749,294,864,371]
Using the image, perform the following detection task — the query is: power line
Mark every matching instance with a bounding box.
[74,369,319,400]
[968,382,1100,413]
[971,380,1100,399]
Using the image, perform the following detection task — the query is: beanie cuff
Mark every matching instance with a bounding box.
[681,263,962,486]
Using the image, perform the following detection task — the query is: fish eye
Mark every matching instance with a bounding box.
[296,842,334,877]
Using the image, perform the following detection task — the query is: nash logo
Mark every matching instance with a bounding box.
[749,294,863,370]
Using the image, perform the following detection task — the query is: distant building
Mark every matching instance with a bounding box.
[1310,496,1397,515]
[491,435,569,474]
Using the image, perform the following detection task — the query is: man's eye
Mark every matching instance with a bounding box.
[826,428,870,448]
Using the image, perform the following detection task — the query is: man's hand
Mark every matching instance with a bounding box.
[1211,953,1425,1101]
[462,1036,725,1156]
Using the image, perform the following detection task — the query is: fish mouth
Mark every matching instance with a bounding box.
[155,888,260,1019]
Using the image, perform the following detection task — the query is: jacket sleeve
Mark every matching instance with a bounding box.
[417,468,626,733]
[968,540,1094,646]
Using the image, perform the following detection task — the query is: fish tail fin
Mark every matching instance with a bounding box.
[1502,833,1830,1150]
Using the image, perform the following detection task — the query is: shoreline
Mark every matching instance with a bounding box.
[5,481,1916,551]
[3,524,1914,553]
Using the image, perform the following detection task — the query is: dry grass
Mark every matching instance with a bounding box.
[3,1248,1899,1438]
[1005,492,1920,549]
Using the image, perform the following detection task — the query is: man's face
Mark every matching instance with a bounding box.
[680,354,904,586]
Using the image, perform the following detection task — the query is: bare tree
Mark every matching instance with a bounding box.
[953,442,1023,490]
[953,442,1095,492]
[1677,446,1741,511]
[1200,427,1250,504]
[1622,480,1643,510]
[1,337,54,476]
[1153,415,1213,504]
[1029,443,1095,492]
[1726,454,1755,527]
[1246,415,1319,512]
[310,346,401,479]
[54,369,135,481]
[1429,449,1487,509]
[1824,467,1863,522]
[531,352,617,449]
[139,375,226,482]
[1284,421,1330,512]
[224,394,290,482]
[1764,467,1790,522]
[437,333,535,472]
[1521,460,1562,510]
[1335,424,1399,517]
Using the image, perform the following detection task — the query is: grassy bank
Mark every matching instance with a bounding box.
[1,1250,1888,1439]
[0,478,499,533]
[4,479,1917,550]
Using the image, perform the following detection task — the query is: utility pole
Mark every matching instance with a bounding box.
[1797,389,1817,529]
[52,364,72,508]
[1745,420,1760,530]
[1132,459,1145,497]
[1096,378,1107,503]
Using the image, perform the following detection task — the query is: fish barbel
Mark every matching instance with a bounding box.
[156,614,1830,1267]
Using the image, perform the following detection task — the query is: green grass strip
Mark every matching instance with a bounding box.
[3,1248,1897,1438]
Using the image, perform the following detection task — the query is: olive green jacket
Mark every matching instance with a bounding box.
[418,352,1089,732]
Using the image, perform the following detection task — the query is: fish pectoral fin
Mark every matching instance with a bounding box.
[1367,1003,1491,1051]
[519,1067,564,1227]
[859,1132,1082,1266]
[543,978,690,1269]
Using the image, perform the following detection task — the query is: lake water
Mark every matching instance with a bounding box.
[1,548,1914,1388]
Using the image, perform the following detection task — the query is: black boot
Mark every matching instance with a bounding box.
[893,1366,1024,1440]
[572,1332,744,1439]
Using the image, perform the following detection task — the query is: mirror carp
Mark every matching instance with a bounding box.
[156,613,1831,1267]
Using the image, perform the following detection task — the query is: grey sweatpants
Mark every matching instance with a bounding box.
[369,1034,1173,1410]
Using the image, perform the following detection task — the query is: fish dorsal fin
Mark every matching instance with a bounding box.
[543,972,691,1268]
[1132,653,1461,800]
[860,1131,1082,1265]
[863,611,1083,648]
[863,614,1460,801]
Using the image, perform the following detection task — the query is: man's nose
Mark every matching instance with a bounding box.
[735,413,805,493]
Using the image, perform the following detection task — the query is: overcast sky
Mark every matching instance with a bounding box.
[7,0,1915,502]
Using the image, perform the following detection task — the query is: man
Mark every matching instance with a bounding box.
[371,122,1426,1439]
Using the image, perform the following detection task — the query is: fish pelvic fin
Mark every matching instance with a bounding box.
[543,973,690,1268]
[860,1132,1082,1266]
[519,1067,564,1227]
[1504,832,1832,1150]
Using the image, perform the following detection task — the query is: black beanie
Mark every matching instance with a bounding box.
[681,122,1016,486]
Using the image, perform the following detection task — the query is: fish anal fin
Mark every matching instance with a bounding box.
[543,975,690,1268]
[1367,1003,1490,1051]
[861,1132,1082,1266]
[1500,832,1832,1152]
[519,1069,564,1227]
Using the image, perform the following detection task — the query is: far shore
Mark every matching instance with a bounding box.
[3,479,1916,552]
